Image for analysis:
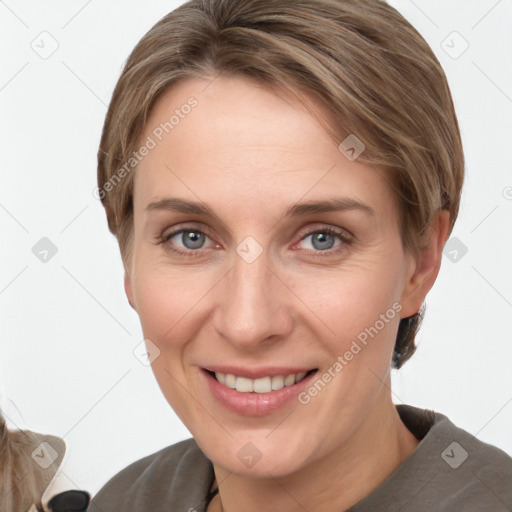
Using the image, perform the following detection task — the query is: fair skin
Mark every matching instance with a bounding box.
[124,75,450,512]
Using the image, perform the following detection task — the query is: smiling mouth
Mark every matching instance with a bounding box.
[205,369,318,394]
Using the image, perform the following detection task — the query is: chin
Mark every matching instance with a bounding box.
[195,428,321,479]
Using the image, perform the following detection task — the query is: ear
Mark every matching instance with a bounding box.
[124,269,136,311]
[399,209,451,318]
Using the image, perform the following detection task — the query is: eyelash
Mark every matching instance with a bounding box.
[156,225,352,258]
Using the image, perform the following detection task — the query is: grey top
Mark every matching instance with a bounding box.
[87,404,512,511]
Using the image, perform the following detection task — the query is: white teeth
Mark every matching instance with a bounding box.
[253,376,272,393]
[284,374,295,386]
[225,374,236,388]
[295,371,307,382]
[235,377,253,392]
[214,371,310,393]
[271,375,284,390]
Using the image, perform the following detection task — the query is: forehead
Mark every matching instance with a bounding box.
[133,76,396,218]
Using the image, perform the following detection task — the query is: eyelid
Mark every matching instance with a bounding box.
[296,223,353,243]
[162,223,211,238]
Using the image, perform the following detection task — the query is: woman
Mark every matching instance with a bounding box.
[88,0,512,510]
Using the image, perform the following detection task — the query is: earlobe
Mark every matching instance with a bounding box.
[400,209,451,318]
[124,271,136,311]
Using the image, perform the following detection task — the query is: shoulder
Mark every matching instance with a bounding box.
[87,437,214,512]
[390,404,512,511]
[426,405,512,469]
[432,409,512,507]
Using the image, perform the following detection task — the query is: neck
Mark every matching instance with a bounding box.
[209,391,419,512]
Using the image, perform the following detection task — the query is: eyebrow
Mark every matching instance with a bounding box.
[145,197,375,218]
[286,197,375,217]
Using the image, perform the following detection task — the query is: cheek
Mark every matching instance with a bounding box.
[287,259,404,378]
[133,268,200,345]
[317,289,400,372]
[291,258,403,333]
[132,268,208,417]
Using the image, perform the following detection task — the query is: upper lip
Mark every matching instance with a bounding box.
[202,366,317,379]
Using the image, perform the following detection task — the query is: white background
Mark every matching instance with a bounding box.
[1,0,511,498]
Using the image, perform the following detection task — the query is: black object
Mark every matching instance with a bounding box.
[47,490,90,512]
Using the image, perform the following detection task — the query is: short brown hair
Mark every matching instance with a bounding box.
[97,0,465,368]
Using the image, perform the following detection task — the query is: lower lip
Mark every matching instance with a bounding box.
[201,369,318,416]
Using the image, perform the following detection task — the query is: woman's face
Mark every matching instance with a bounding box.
[125,76,423,477]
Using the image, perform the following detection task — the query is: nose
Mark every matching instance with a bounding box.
[213,245,294,350]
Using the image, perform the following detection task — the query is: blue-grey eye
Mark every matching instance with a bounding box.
[300,231,343,251]
[312,232,335,250]
[178,230,206,249]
